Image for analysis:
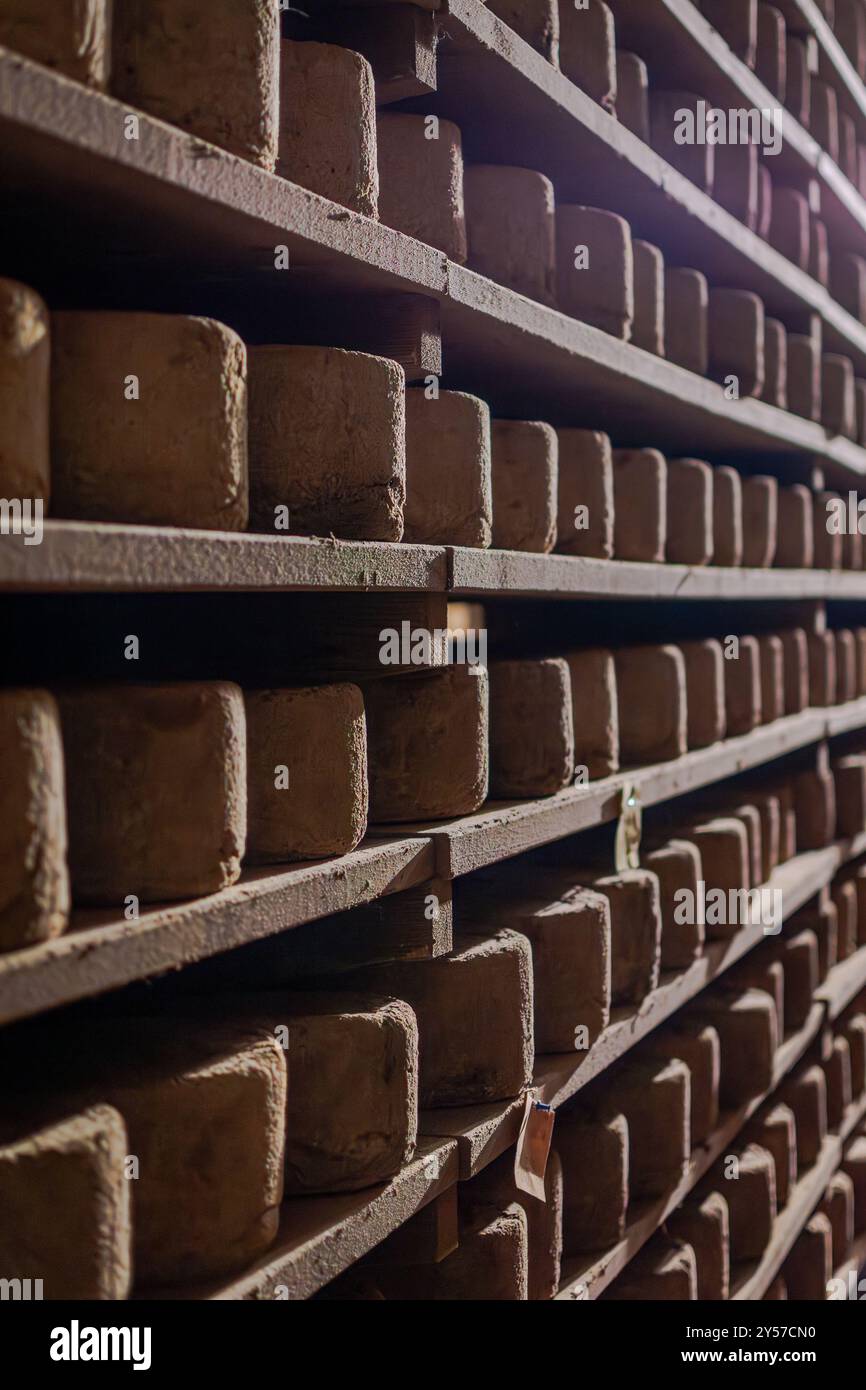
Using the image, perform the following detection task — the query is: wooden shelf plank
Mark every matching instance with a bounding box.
[0,837,435,1028]
[3,725,865,1035]
[0,48,865,479]
[0,523,448,595]
[820,937,866,1020]
[404,702,866,880]
[420,1094,530,1180]
[731,1093,866,1299]
[448,549,866,601]
[8,523,866,598]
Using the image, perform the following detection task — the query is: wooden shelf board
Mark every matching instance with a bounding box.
[402,701,866,881]
[419,1093,531,1180]
[820,936,866,1019]
[8,524,866,599]
[4,715,864,1034]
[448,550,866,601]
[0,523,448,594]
[0,836,435,1028]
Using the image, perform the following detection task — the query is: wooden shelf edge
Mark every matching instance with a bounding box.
[448,550,866,601]
[0,524,449,594]
[7,524,866,598]
[4,714,865,1041]
[0,836,435,1028]
[406,701,866,880]
[420,1093,531,1180]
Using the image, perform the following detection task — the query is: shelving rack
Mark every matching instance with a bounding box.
[4,0,866,1305]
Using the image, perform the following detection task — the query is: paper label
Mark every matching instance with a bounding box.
[614,781,643,872]
[514,1096,555,1201]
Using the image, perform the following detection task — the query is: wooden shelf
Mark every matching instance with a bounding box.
[448,550,866,601]
[404,701,866,880]
[420,1094,530,1181]
[3,701,864,1043]
[556,1000,830,1300]
[731,1093,866,1299]
[605,0,866,267]
[179,887,866,1302]
[4,1,865,1312]
[819,935,866,1019]
[440,0,866,365]
[1,48,865,481]
[0,524,447,595]
[0,837,435,1028]
[7,523,866,599]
